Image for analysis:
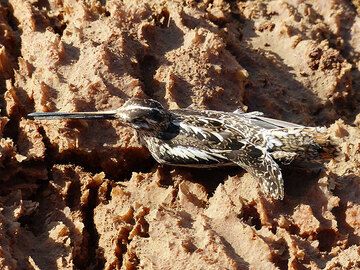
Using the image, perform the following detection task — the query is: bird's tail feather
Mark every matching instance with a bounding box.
[268,127,337,160]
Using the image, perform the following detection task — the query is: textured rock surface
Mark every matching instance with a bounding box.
[0,0,359,269]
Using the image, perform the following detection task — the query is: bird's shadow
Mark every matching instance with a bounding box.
[158,165,243,196]
[280,160,325,198]
[158,158,326,200]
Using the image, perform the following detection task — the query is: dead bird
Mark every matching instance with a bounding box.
[28,98,331,200]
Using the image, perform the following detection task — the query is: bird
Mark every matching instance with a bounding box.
[28,98,328,200]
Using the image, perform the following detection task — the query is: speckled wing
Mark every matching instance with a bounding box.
[173,109,260,143]
[224,144,284,200]
[158,109,285,198]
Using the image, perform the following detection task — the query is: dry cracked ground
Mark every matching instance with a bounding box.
[0,0,360,269]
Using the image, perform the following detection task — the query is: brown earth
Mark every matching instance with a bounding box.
[0,0,360,269]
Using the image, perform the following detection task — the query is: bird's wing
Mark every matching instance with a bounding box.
[237,112,304,129]
[178,108,303,129]
[224,144,284,200]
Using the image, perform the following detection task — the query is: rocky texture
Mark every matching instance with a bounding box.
[0,0,360,269]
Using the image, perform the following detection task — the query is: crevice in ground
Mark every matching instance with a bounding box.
[137,53,161,99]
[17,177,51,236]
[79,185,105,270]
[316,229,337,252]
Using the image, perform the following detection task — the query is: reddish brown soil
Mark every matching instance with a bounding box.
[0,0,359,269]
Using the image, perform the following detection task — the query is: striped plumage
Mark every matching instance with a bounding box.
[28,98,326,200]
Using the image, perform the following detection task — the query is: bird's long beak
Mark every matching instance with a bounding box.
[28,110,118,120]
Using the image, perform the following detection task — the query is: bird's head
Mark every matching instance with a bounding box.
[116,98,171,133]
[27,98,171,134]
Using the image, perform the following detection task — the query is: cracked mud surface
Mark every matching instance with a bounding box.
[0,0,360,269]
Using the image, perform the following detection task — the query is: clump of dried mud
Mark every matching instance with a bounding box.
[0,0,360,269]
